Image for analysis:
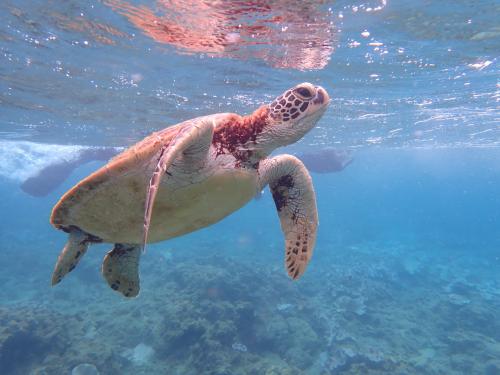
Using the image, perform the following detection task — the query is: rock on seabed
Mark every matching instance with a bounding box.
[71,363,100,375]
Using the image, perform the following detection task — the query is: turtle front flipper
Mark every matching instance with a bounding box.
[258,155,318,280]
[51,227,96,285]
[102,244,141,298]
[143,117,215,249]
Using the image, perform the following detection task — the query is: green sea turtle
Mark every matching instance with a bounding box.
[50,82,330,298]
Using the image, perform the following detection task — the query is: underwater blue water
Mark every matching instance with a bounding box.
[0,0,499,374]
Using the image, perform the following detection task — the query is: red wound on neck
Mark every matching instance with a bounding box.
[212,106,269,164]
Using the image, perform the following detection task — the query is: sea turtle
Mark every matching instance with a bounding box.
[50,82,330,298]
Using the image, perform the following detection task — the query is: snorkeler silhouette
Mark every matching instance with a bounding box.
[20,147,121,197]
[299,147,353,173]
[19,145,352,197]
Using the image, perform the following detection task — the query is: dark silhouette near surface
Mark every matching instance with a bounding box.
[254,147,353,200]
[20,148,120,197]
[299,147,353,173]
[20,146,352,197]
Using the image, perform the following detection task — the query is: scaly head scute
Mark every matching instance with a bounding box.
[269,82,329,134]
[249,82,330,155]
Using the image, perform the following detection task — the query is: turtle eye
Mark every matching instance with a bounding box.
[294,86,313,99]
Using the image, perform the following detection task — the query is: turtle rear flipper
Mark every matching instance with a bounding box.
[102,244,141,298]
[51,227,96,285]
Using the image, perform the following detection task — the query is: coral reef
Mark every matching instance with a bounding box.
[145,257,324,374]
[0,306,69,375]
[0,239,498,374]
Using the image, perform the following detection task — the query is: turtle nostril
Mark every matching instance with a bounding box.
[313,89,326,105]
[315,90,324,104]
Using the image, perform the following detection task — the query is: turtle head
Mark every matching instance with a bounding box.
[260,83,330,150]
[229,83,329,163]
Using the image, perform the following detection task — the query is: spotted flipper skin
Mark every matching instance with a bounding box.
[51,228,91,285]
[102,244,141,298]
[258,155,318,280]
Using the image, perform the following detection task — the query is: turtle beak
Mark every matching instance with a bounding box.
[313,86,329,105]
